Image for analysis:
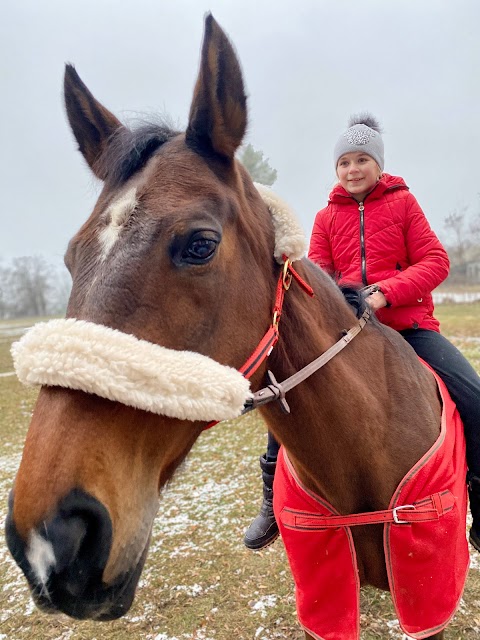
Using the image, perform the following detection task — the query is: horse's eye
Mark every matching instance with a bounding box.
[182,237,219,264]
[170,229,221,267]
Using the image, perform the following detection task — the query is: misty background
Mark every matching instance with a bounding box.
[1,0,479,315]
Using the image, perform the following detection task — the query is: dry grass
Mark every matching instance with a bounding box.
[0,307,479,639]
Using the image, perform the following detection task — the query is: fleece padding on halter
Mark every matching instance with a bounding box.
[12,318,253,421]
[253,183,307,263]
[12,186,307,421]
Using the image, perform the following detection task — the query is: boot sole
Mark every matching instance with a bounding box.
[244,531,280,551]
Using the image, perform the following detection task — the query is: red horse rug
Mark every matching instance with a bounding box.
[273,367,469,640]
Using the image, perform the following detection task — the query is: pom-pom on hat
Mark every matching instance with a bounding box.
[333,113,384,171]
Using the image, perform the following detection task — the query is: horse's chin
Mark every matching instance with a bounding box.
[27,547,148,620]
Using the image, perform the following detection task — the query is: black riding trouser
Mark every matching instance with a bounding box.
[400,328,480,475]
[265,328,480,475]
[266,430,280,461]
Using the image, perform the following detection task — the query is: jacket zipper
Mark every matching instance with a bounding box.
[331,183,405,287]
[359,201,367,285]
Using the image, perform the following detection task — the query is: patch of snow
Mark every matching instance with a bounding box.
[250,594,278,618]
[386,619,416,639]
[173,583,204,597]
[53,630,74,640]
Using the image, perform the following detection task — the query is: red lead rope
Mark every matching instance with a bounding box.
[203,259,314,430]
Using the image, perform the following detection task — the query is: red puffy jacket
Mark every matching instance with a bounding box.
[309,174,449,332]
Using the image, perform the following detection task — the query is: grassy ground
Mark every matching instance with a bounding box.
[0,305,479,639]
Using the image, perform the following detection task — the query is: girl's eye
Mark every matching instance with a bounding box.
[182,238,219,264]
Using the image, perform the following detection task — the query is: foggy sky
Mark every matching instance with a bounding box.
[1,0,479,266]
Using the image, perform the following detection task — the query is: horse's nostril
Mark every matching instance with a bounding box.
[47,489,113,583]
[48,515,88,573]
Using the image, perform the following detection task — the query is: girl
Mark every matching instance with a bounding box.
[244,115,480,553]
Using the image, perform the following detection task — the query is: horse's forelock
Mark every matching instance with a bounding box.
[95,120,179,187]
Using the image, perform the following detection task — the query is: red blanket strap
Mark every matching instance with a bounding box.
[280,490,455,529]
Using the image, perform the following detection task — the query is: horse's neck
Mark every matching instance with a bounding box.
[262,259,440,512]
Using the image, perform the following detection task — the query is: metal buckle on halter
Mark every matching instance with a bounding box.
[282,259,293,290]
[392,504,416,524]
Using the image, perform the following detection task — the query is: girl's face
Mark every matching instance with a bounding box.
[336,152,382,201]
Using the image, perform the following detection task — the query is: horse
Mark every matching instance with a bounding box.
[5,15,469,640]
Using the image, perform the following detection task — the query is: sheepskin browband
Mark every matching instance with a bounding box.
[12,186,306,421]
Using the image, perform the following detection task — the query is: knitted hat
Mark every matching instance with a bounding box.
[333,114,384,170]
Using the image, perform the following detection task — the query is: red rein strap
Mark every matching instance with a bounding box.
[203,259,314,430]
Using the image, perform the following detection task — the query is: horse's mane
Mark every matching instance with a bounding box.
[339,284,368,319]
[96,119,179,186]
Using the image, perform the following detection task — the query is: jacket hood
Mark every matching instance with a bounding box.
[328,173,408,203]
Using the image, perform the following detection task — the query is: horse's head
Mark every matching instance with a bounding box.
[5,15,304,620]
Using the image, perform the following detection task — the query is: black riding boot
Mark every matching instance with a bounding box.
[244,454,279,550]
[468,472,480,552]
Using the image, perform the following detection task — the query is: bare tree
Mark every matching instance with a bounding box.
[443,200,480,283]
[469,194,480,249]
[50,269,72,315]
[443,205,471,281]
[5,256,54,318]
[0,262,10,318]
[0,256,71,319]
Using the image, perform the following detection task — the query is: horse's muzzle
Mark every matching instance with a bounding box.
[5,488,143,620]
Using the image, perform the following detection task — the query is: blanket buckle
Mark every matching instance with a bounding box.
[393,504,415,524]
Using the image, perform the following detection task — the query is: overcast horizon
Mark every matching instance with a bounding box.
[1,0,479,267]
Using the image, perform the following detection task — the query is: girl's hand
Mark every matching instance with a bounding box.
[366,290,388,311]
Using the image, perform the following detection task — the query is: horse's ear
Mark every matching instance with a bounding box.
[64,64,123,180]
[186,14,247,160]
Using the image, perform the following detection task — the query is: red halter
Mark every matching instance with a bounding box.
[203,258,314,430]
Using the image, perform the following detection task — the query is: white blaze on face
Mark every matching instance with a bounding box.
[98,187,138,260]
[27,530,56,586]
